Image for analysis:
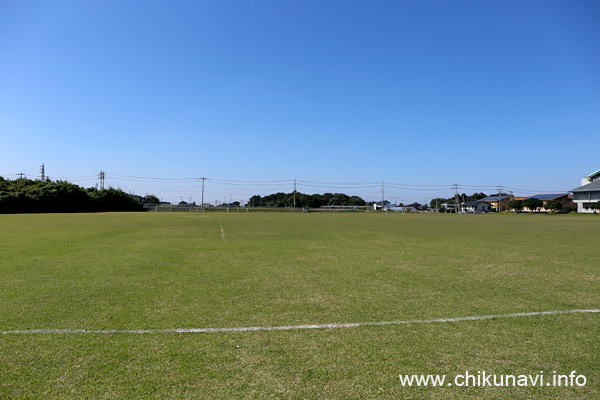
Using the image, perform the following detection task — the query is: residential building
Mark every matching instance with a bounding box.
[440,203,460,212]
[460,200,492,213]
[522,193,573,212]
[479,196,510,211]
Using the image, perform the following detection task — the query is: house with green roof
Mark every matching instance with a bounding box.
[571,169,600,213]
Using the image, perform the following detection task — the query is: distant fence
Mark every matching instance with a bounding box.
[142,205,379,213]
[143,205,249,213]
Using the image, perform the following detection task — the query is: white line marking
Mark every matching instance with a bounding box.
[1,309,597,335]
[219,219,225,239]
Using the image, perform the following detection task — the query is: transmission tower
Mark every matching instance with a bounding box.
[40,164,45,181]
[98,171,105,190]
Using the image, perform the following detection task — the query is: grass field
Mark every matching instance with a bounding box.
[1,212,599,399]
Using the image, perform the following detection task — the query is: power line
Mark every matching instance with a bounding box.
[210,178,293,183]
[298,183,381,189]
[503,186,569,194]
[2,168,574,205]
[297,179,380,185]
[106,173,199,181]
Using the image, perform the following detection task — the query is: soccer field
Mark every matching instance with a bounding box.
[1,212,598,398]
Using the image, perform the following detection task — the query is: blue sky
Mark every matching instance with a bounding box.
[1,0,599,204]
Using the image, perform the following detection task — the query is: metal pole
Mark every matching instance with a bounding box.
[201,177,205,211]
[381,181,385,213]
[454,184,460,213]
[498,185,502,212]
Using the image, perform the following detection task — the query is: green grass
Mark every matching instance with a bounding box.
[0,212,598,398]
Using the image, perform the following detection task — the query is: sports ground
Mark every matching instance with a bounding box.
[0,212,598,398]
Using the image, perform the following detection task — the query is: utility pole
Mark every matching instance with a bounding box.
[200,177,206,211]
[17,172,25,179]
[40,164,45,181]
[381,181,385,213]
[497,185,503,212]
[454,184,460,213]
[293,178,296,211]
[98,171,105,190]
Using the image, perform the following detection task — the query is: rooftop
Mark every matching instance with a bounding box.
[480,196,509,202]
[587,169,600,180]
[462,200,488,207]
[527,193,568,200]
[572,180,600,192]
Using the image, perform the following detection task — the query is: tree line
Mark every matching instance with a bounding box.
[248,192,367,208]
[0,177,144,213]
[429,192,491,208]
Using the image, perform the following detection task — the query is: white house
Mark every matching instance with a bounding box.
[460,200,492,213]
[571,169,600,213]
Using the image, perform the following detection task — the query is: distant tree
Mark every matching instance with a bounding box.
[508,199,524,212]
[468,192,487,201]
[523,198,543,213]
[144,194,160,204]
[544,200,563,212]
[248,195,262,207]
[430,198,447,209]
[247,191,366,208]
[0,178,142,213]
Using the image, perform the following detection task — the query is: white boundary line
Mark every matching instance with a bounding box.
[219,219,225,239]
[1,309,598,335]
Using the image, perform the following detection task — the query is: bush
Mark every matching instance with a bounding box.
[0,177,143,213]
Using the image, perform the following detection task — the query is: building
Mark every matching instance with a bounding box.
[571,169,600,213]
[580,169,600,185]
[522,193,573,212]
[440,203,460,212]
[460,200,492,213]
[479,196,510,211]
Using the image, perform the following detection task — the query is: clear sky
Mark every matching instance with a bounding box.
[1,0,599,204]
